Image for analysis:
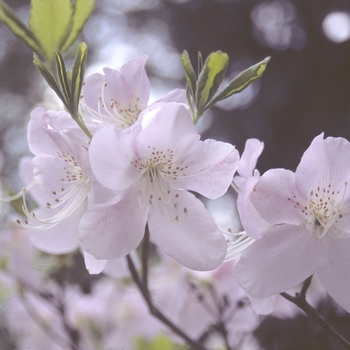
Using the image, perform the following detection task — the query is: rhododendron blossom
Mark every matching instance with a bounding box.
[236,134,350,312]
[80,55,186,130]
[17,108,95,254]
[79,102,239,270]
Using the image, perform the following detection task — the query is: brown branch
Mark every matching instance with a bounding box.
[280,276,350,350]
[126,253,209,350]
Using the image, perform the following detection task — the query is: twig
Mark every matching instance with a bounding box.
[126,253,209,350]
[280,276,350,350]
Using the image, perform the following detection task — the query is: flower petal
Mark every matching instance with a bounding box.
[136,103,199,161]
[89,124,141,191]
[175,139,239,199]
[28,203,85,254]
[296,133,350,203]
[251,169,305,225]
[83,251,107,275]
[237,138,264,179]
[148,190,227,271]
[79,189,148,259]
[317,236,350,312]
[236,225,319,298]
[237,176,272,239]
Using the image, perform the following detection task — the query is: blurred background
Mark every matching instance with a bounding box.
[1,0,350,349]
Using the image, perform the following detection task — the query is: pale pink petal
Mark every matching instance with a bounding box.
[236,225,319,298]
[82,68,130,118]
[237,138,264,179]
[148,190,227,271]
[251,169,305,225]
[79,190,148,259]
[120,55,150,108]
[237,176,272,239]
[175,139,239,199]
[296,133,350,203]
[103,250,140,278]
[317,236,350,312]
[135,103,199,160]
[89,124,142,191]
[249,295,276,315]
[83,251,107,275]
[29,202,86,254]
[143,88,187,112]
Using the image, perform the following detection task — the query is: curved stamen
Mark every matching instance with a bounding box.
[20,177,91,229]
[0,180,36,202]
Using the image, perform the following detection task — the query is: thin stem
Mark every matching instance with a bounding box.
[281,276,350,350]
[141,224,150,293]
[126,254,209,350]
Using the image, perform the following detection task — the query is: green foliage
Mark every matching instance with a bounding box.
[135,334,186,350]
[206,56,271,109]
[0,1,44,57]
[181,50,270,123]
[34,43,92,139]
[195,51,229,114]
[29,0,73,62]
[0,0,95,65]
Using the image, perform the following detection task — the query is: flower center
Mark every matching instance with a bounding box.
[131,147,189,222]
[80,82,142,130]
[302,181,350,238]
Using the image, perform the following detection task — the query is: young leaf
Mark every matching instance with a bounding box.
[197,51,203,76]
[54,50,71,108]
[33,54,67,106]
[61,0,95,52]
[71,42,88,117]
[29,0,73,61]
[180,50,197,96]
[0,1,44,56]
[206,56,270,110]
[195,51,229,113]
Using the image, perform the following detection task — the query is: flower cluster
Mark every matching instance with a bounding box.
[15,56,239,272]
[3,53,350,349]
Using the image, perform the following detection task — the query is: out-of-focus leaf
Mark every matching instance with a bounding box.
[195,51,229,113]
[29,0,73,61]
[206,56,271,110]
[180,50,197,96]
[61,0,95,52]
[0,1,44,56]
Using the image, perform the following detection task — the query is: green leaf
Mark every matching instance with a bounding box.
[71,42,88,117]
[29,0,73,61]
[0,1,44,56]
[195,51,229,113]
[206,56,271,110]
[197,51,203,76]
[180,50,197,96]
[54,50,71,108]
[70,42,92,139]
[61,0,95,52]
[33,54,67,107]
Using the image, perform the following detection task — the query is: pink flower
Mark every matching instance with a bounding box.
[79,103,239,270]
[236,134,350,312]
[80,55,186,130]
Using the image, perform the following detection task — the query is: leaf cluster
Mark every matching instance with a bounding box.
[0,0,95,138]
[181,50,270,123]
